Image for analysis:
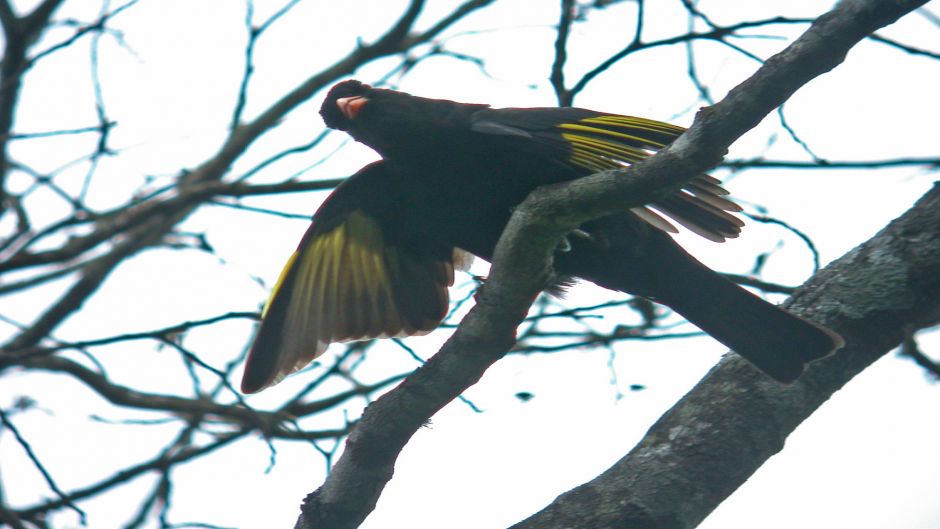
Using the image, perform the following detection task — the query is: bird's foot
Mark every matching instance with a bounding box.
[556,228,594,252]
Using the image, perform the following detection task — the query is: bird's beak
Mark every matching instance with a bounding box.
[337,96,367,120]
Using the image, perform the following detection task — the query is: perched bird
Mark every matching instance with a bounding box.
[240,80,842,394]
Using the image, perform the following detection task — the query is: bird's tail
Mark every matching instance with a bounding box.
[651,259,843,382]
[560,221,843,383]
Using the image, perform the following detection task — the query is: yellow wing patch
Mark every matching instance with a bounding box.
[288,212,399,343]
[242,211,454,393]
[558,114,744,242]
[557,115,683,172]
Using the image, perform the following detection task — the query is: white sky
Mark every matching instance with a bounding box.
[1,1,939,528]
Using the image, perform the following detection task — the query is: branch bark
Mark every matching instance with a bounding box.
[512,182,940,529]
[294,0,931,527]
[0,0,66,204]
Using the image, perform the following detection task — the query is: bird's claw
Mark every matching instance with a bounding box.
[557,228,593,252]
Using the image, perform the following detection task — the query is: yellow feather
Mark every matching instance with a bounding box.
[567,148,616,172]
[344,212,401,337]
[580,115,686,136]
[262,251,300,319]
[563,133,648,163]
[557,122,670,148]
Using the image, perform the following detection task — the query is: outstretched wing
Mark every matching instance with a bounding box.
[471,107,744,242]
[241,169,456,394]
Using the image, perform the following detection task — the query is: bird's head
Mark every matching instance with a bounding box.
[320,80,487,159]
[320,79,372,131]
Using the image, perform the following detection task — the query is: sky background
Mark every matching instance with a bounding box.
[1,1,939,528]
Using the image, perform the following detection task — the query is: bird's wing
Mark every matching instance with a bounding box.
[471,107,744,242]
[241,174,455,394]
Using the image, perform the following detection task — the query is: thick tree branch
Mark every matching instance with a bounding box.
[512,181,940,529]
[293,0,930,527]
[0,0,65,204]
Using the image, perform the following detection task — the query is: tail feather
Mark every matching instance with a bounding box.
[656,265,843,382]
[558,217,842,383]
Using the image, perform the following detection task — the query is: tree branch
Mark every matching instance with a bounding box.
[293,0,930,527]
[0,0,65,204]
[17,354,403,435]
[511,181,940,529]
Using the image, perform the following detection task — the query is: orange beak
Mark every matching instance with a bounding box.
[337,96,367,120]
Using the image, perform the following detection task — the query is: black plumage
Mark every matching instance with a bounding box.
[240,80,841,394]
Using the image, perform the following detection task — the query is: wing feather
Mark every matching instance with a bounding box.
[241,211,454,393]
[471,107,745,242]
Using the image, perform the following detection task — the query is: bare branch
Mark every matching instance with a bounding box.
[550,0,576,106]
[511,182,940,529]
[869,32,940,58]
[18,354,404,431]
[0,406,86,524]
[569,16,815,99]
[899,331,940,380]
[294,1,930,527]
[0,0,66,204]
[14,430,248,520]
[723,156,940,169]
[743,212,821,271]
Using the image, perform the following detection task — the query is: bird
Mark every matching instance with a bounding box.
[239,79,843,394]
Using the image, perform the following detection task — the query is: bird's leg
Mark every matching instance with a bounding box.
[556,228,594,252]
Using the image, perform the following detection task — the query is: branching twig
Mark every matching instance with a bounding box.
[569,16,814,100]
[550,0,576,106]
[0,406,86,524]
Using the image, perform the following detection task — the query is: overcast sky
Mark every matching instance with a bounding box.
[2,1,939,528]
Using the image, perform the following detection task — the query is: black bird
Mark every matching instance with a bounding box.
[240,80,842,393]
